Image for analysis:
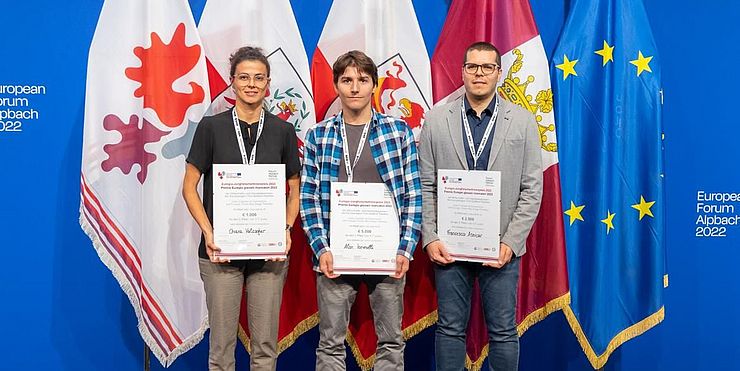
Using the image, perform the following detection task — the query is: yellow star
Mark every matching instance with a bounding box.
[601,210,616,235]
[630,51,653,76]
[594,40,614,66]
[631,196,656,220]
[556,54,579,80]
[564,201,585,226]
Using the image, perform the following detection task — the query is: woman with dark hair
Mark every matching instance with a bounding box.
[182,46,301,371]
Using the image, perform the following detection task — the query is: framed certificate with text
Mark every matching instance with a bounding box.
[213,164,286,260]
[330,182,400,275]
[438,169,501,262]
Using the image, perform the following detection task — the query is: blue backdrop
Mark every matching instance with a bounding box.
[1,0,738,370]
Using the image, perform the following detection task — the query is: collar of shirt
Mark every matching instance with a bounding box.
[464,94,497,120]
[238,119,260,145]
[331,109,379,129]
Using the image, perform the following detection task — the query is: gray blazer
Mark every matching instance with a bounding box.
[418,96,543,257]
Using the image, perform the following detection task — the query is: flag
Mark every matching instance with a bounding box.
[552,0,665,368]
[311,0,436,368]
[430,0,570,369]
[197,0,319,355]
[311,0,432,138]
[80,0,210,365]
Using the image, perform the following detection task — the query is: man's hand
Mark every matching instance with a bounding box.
[319,251,339,278]
[425,240,455,265]
[391,255,410,279]
[205,233,230,263]
[483,243,513,268]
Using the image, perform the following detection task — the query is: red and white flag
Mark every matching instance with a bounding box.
[431,0,570,369]
[312,0,432,136]
[198,0,316,153]
[197,0,319,354]
[311,0,436,368]
[80,0,210,365]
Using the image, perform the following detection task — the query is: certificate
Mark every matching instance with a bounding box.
[213,164,286,260]
[437,169,501,262]
[330,182,400,275]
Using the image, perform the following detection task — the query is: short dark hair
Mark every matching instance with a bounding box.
[332,50,378,86]
[463,42,502,67]
[229,46,270,77]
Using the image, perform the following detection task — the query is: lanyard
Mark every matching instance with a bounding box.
[339,111,372,183]
[231,107,264,165]
[461,99,499,169]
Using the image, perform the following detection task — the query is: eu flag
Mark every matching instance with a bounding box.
[552,0,665,368]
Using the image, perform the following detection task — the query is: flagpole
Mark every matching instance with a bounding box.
[143,344,150,371]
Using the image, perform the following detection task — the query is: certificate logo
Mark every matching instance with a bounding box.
[442,176,463,184]
[217,171,242,179]
[335,189,359,197]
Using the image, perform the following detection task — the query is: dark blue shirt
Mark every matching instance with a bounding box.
[462,95,497,170]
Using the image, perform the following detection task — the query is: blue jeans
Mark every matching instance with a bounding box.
[434,257,521,371]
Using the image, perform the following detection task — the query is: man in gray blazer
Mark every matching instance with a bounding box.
[418,41,542,371]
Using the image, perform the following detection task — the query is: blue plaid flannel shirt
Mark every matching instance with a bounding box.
[300,111,422,270]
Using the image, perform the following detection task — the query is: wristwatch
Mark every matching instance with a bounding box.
[285,224,292,232]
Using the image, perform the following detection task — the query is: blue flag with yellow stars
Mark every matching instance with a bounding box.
[552,0,665,368]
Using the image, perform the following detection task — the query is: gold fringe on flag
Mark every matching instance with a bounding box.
[236,291,573,369]
[402,310,439,339]
[563,304,665,369]
[278,312,320,352]
[517,292,571,336]
[238,312,320,355]
[465,344,489,371]
[237,325,251,354]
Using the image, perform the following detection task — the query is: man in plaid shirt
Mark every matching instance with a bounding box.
[300,50,421,370]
